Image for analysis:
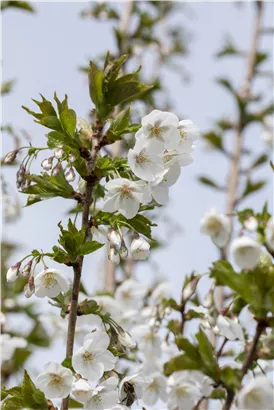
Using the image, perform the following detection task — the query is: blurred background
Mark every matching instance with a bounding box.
[2,0,273,391]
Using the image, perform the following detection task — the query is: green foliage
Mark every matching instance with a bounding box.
[215,39,244,59]
[94,156,129,179]
[77,299,101,316]
[57,219,104,262]
[23,170,75,206]
[198,176,223,191]
[1,371,48,410]
[165,329,220,380]
[242,179,266,199]
[61,356,74,372]
[95,211,155,239]
[203,131,223,151]
[1,80,16,95]
[1,1,35,12]
[23,94,80,151]
[108,107,141,141]
[88,55,152,120]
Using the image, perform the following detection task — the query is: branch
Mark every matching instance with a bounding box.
[61,128,103,410]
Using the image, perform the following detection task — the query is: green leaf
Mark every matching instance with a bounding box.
[215,40,244,59]
[2,397,23,410]
[26,322,50,347]
[79,240,104,256]
[88,61,104,109]
[69,398,83,408]
[108,107,132,140]
[203,131,223,150]
[198,176,223,190]
[210,388,226,400]
[242,179,266,198]
[220,367,241,390]
[164,353,201,376]
[60,108,77,137]
[250,154,268,169]
[176,336,200,359]
[1,1,35,12]
[39,115,63,132]
[196,329,219,376]
[21,370,48,409]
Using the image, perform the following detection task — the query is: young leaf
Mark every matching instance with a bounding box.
[88,61,104,109]
[79,241,105,256]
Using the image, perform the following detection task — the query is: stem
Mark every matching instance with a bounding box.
[222,320,266,410]
[61,131,103,410]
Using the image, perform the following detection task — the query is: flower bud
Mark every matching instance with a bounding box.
[41,157,53,171]
[120,241,128,259]
[20,170,30,191]
[244,216,258,232]
[16,164,26,183]
[108,229,122,249]
[117,327,136,349]
[72,379,92,403]
[130,237,150,260]
[52,163,62,176]
[65,167,76,182]
[6,262,21,283]
[68,153,76,163]
[108,248,120,265]
[4,150,18,164]
[54,148,64,159]
[24,277,35,298]
[22,260,33,277]
[182,277,199,301]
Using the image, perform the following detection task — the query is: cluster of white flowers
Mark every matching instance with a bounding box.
[103,110,199,218]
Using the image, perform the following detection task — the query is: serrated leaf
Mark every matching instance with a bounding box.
[196,329,219,376]
[164,353,201,376]
[88,62,104,109]
[60,108,77,137]
[61,356,74,372]
[79,240,104,256]
[21,370,48,409]
[198,176,222,190]
[242,179,266,198]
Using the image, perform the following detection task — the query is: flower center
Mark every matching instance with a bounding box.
[121,184,133,199]
[180,129,187,139]
[164,149,175,163]
[43,272,58,289]
[152,126,161,136]
[82,351,93,362]
[207,217,222,235]
[93,393,103,404]
[49,373,63,386]
[177,385,189,397]
[136,150,148,165]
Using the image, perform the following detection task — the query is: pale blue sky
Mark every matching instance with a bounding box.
[2,1,273,383]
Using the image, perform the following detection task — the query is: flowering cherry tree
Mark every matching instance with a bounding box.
[2,2,274,410]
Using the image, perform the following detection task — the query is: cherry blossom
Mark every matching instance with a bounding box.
[231,236,261,269]
[167,371,201,410]
[216,315,244,341]
[200,208,230,247]
[130,236,150,260]
[34,268,69,298]
[72,379,92,403]
[128,138,164,181]
[237,376,273,410]
[36,361,73,399]
[142,372,168,405]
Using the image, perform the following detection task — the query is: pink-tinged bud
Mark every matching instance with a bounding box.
[20,170,30,191]
[24,277,35,298]
[16,164,26,183]
[182,277,199,301]
[68,153,76,163]
[52,163,62,176]
[4,150,18,164]
[108,248,120,265]
[6,262,21,283]
[41,157,53,171]
[22,260,33,277]
[65,167,76,182]
[120,240,128,259]
[108,229,122,249]
[54,148,64,159]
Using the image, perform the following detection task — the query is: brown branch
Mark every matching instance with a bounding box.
[61,129,103,410]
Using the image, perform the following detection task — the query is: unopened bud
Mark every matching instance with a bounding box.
[204,289,215,308]
[244,216,258,232]
[119,240,128,259]
[182,277,199,301]
[22,260,33,277]
[41,157,54,171]
[20,170,30,191]
[108,229,121,249]
[65,167,76,182]
[117,327,136,349]
[16,164,26,183]
[24,277,35,298]
[4,150,18,164]
[68,153,76,163]
[52,163,62,176]
[54,148,64,159]
[108,248,120,265]
[6,262,21,283]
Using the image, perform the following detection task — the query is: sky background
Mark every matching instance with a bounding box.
[2,0,273,394]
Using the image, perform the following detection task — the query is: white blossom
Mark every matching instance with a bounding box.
[128,139,164,181]
[136,109,181,148]
[119,373,152,404]
[178,119,200,152]
[149,163,181,205]
[265,217,274,252]
[115,279,148,308]
[231,236,261,269]
[168,371,201,410]
[0,334,27,363]
[244,216,258,232]
[142,372,168,405]
[103,178,148,219]
[150,282,171,306]
[162,146,193,169]
[34,268,69,298]
[77,117,93,138]
[84,377,119,410]
[41,157,53,171]
[72,379,92,403]
[54,148,64,159]
[65,167,76,182]
[130,237,150,260]
[108,229,122,249]
[216,315,244,341]
[200,208,230,248]
[72,331,116,380]
[237,376,273,410]
[108,248,120,265]
[36,361,73,399]
[131,324,162,359]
